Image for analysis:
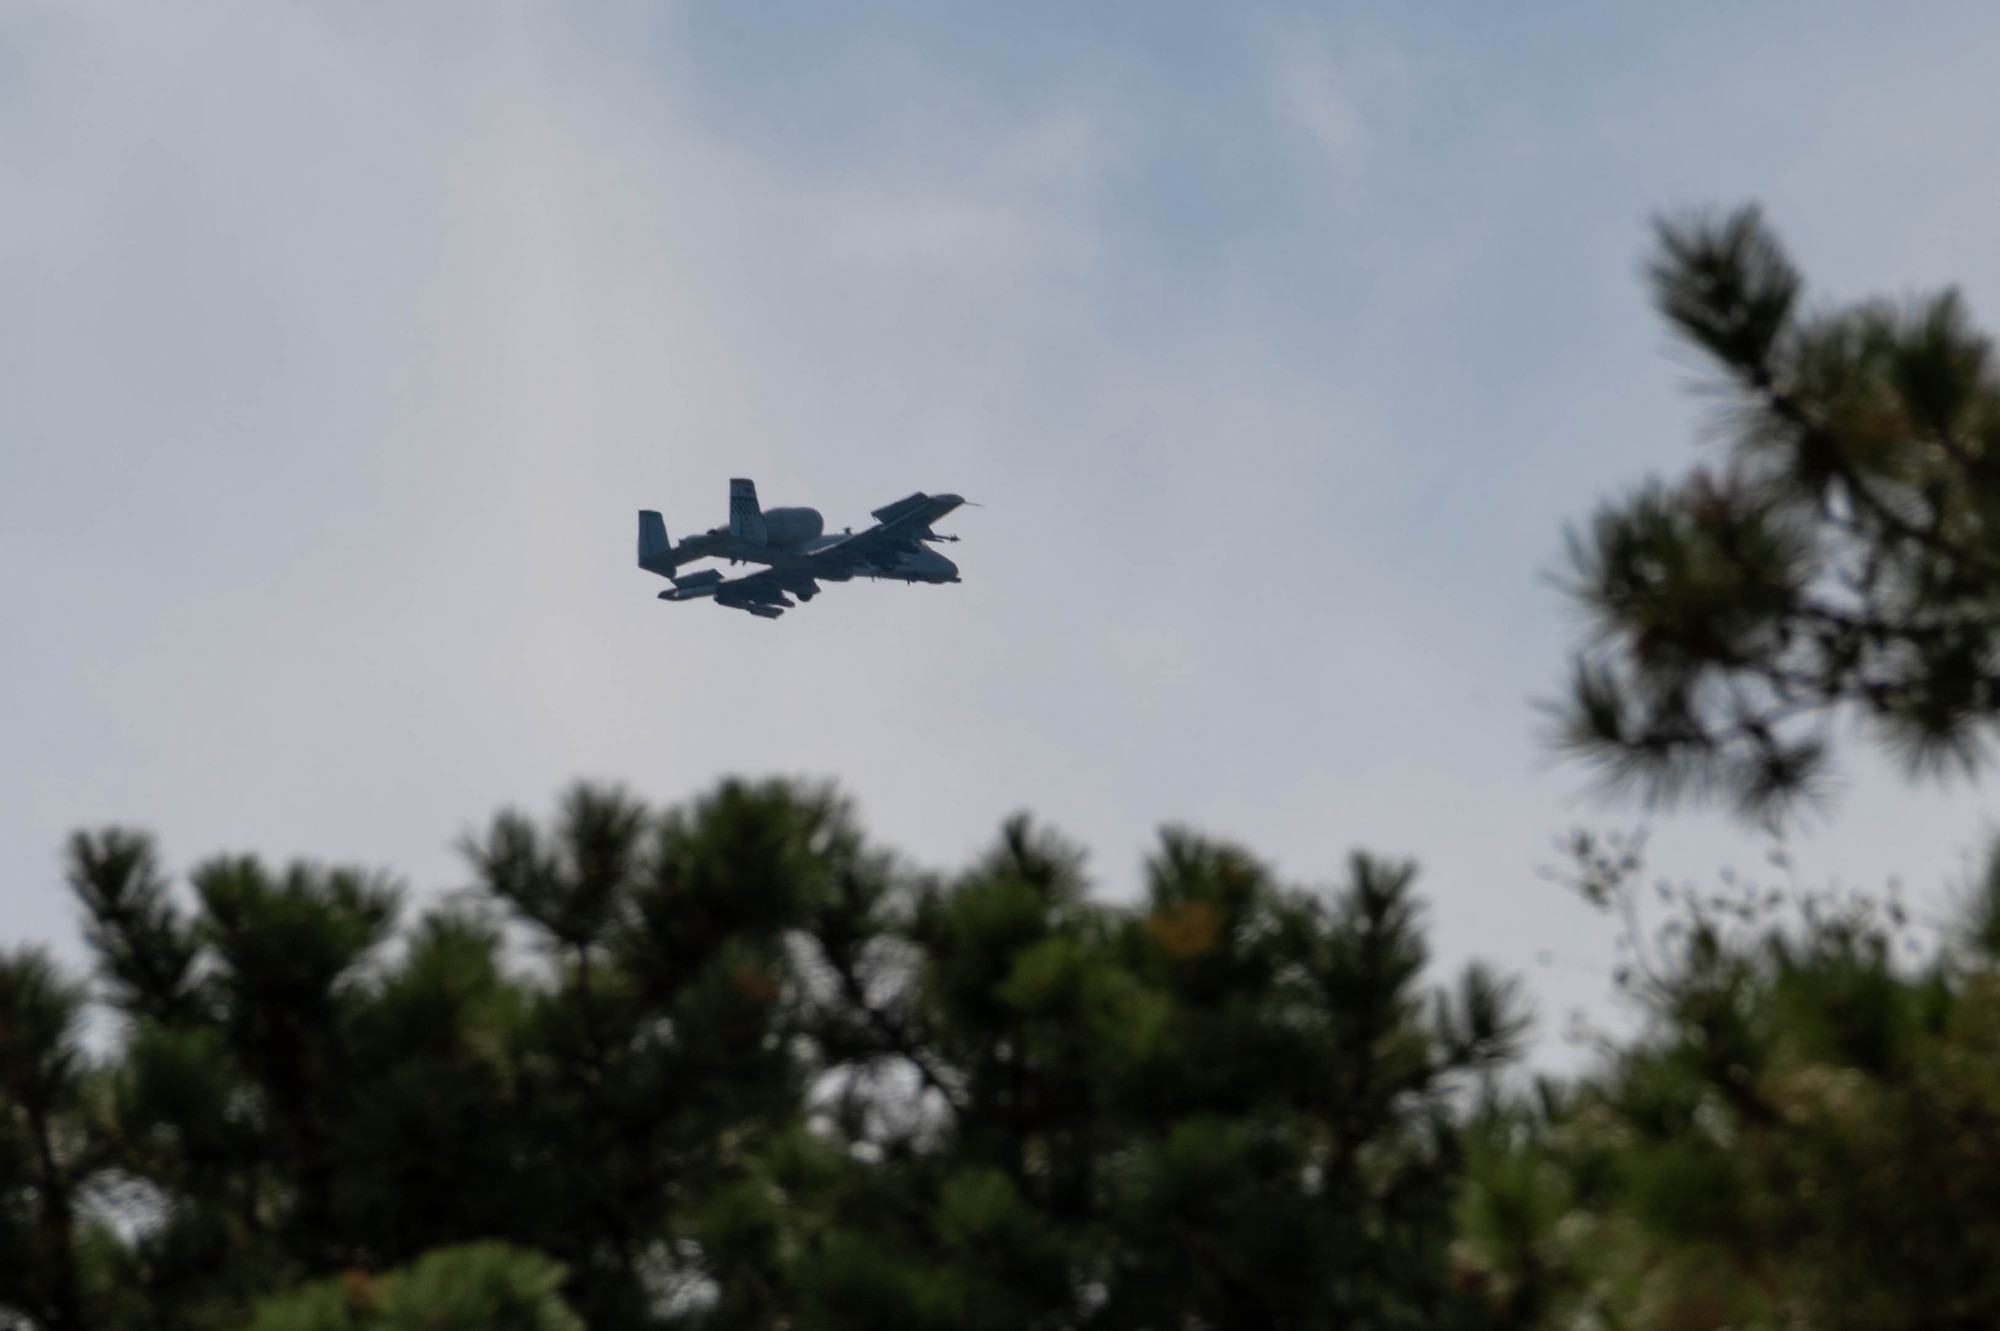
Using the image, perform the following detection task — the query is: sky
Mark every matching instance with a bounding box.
[6,0,2000,1063]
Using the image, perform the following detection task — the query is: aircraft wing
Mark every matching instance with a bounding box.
[659,566,817,619]
[803,492,964,576]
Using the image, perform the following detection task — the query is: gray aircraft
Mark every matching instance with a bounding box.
[637,479,966,618]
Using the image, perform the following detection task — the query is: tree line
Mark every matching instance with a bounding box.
[8,205,2000,1329]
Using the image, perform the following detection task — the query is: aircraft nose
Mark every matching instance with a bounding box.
[935,493,964,506]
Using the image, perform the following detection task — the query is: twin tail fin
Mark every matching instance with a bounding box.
[728,478,768,545]
[638,510,676,574]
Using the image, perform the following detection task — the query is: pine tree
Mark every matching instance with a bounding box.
[0,947,98,1331]
[240,1242,582,1331]
[1466,203,2000,1331]
[457,778,873,1328]
[1458,833,2000,1330]
[6,783,1527,1330]
[782,820,1526,1330]
[1552,205,2000,822]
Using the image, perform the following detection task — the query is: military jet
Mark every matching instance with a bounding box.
[637,479,966,618]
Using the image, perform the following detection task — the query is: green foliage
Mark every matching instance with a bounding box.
[66,830,198,1024]
[1458,837,2000,1330]
[241,1242,581,1331]
[789,827,1521,1331]
[0,947,98,1331]
[1551,203,2000,822]
[1,782,1520,1330]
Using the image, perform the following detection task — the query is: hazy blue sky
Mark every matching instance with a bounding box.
[7,1,2000,1058]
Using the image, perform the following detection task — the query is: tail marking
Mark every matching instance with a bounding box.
[728,478,768,545]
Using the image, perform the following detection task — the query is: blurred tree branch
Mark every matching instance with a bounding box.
[1549,204,2000,823]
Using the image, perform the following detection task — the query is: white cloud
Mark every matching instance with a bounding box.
[1264,19,1411,165]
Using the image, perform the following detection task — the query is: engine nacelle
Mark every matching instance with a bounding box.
[761,506,824,545]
